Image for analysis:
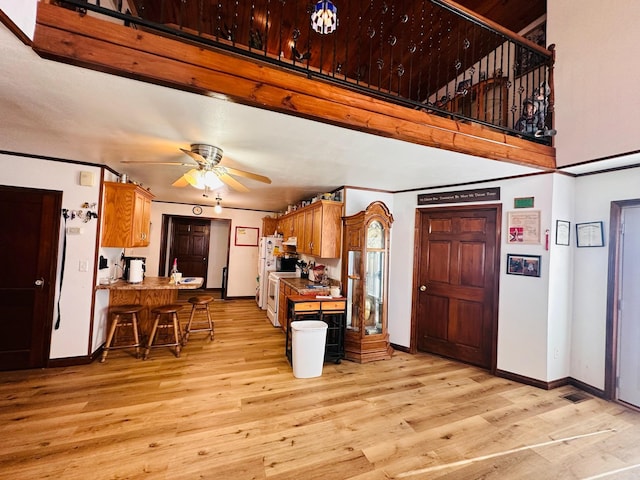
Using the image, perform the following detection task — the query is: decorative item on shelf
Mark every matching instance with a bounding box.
[311,0,338,35]
[214,195,223,214]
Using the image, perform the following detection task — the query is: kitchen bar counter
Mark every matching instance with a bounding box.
[97,276,204,335]
[96,276,204,290]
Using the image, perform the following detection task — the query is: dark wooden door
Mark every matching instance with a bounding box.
[414,205,500,369]
[0,186,61,370]
[170,218,210,282]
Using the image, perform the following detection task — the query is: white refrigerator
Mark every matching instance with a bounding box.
[256,236,282,309]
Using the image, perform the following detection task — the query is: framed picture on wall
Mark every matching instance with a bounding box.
[507,254,541,277]
[555,220,570,246]
[234,226,259,246]
[576,221,604,247]
[515,21,547,77]
[507,210,541,244]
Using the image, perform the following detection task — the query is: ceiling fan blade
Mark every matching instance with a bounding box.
[121,161,194,166]
[172,175,190,187]
[180,148,208,165]
[224,167,272,184]
[217,172,250,192]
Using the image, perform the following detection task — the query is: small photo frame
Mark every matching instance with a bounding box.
[456,79,472,95]
[555,220,570,246]
[576,221,604,247]
[234,226,259,246]
[507,254,541,277]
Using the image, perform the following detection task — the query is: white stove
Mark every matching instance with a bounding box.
[266,271,299,327]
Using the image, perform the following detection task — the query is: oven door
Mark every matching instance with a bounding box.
[266,274,280,326]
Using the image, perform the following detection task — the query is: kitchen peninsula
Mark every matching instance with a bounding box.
[97,277,203,334]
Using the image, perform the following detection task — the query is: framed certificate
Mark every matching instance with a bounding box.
[576,221,604,247]
[555,220,570,246]
[507,210,541,244]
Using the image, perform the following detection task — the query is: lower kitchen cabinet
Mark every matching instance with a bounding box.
[284,295,346,365]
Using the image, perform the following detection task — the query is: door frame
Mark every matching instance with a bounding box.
[159,214,231,286]
[409,203,502,372]
[605,198,640,402]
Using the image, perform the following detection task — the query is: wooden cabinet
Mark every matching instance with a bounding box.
[277,200,343,258]
[341,201,393,363]
[262,216,278,237]
[447,77,508,127]
[278,281,294,333]
[102,182,154,248]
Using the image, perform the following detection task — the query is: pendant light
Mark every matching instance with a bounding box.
[214,195,223,214]
[311,0,338,35]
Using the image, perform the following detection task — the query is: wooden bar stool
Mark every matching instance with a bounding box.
[183,295,215,344]
[100,304,143,362]
[143,304,183,359]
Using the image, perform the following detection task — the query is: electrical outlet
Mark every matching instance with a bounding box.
[79,260,89,272]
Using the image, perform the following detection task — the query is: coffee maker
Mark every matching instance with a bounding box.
[123,256,146,282]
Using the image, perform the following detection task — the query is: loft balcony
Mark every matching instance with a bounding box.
[32,0,555,170]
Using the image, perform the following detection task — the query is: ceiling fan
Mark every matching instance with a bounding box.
[122,143,271,192]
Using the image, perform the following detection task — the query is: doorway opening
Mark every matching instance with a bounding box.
[605,199,640,409]
[159,215,231,299]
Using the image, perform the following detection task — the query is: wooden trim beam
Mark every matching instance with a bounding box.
[32,3,555,170]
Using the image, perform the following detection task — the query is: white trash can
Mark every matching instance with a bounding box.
[291,320,328,378]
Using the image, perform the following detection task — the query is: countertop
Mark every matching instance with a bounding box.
[96,276,204,290]
[280,277,337,296]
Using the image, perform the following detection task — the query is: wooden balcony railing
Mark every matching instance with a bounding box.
[32,0,556,169]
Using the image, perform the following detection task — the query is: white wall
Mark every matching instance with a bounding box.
[571,166,640,389]
[207,220,230,289]
[549,0,640,166]
[546,174,575,381]
[0,153,102,359]
[0,0,37,40]
[128,201,270,298]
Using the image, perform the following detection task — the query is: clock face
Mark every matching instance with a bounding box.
[192,206,203,215]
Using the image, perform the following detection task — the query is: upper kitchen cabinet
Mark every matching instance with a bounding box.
[101,182,154,248]
[277,200,343,258]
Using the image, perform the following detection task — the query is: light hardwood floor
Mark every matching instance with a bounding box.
[1,298,640,479]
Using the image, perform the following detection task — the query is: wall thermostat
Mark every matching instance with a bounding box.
[79,171,95,186]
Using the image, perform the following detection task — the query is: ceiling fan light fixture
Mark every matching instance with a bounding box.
[311,0,338,35]
[184,169,205,189]
[203,170,224,189]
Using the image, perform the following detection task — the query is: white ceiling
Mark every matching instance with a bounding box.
[0,22,550,213]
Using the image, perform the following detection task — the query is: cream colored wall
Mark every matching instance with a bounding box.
[549,0,640,166]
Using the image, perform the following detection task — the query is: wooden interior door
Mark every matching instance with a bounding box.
[414,205,500,370]
[0,186,61,370]
[170,218,210,282]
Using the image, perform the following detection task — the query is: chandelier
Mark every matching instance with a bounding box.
[311,0,338,35]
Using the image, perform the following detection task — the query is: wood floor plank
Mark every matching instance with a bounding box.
[1,297,640,479]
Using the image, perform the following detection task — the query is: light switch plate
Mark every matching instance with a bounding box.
[79,171,95,186]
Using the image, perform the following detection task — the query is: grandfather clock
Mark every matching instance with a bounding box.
[342,201,393,363]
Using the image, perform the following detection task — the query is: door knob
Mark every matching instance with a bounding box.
[35,278,45,287]
[419,285,427,291]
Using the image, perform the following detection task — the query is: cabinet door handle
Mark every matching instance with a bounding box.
[35,277,45,288]
[419,285,427,292]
